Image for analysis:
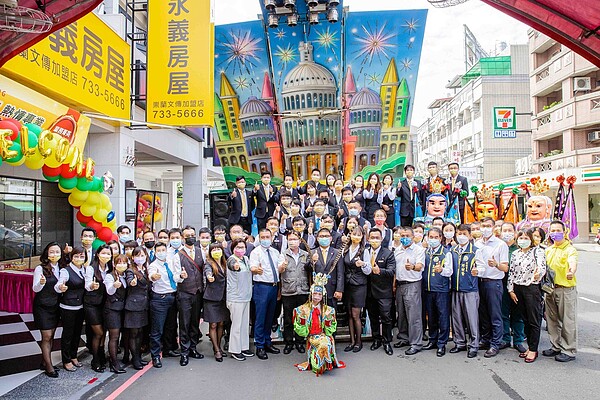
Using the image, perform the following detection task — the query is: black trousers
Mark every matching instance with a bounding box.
[257,217,267,230]
[161,298,179,352]
[282,294,308,345]
[401,216,414,228]
[177,290,203,356]
[236,216,252,234]
[514,284,544,352]
[367,296,394,343]
[61,308,85,364]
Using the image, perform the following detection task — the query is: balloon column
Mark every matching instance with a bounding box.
[0,118,118,249]
[136,193,163,237]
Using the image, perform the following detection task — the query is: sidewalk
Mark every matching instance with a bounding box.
[573,243,600,253]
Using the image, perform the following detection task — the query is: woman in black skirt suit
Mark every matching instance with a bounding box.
[363,173,383,225]
[57,246,87,372]
[124,247,150,370]
[104,254,129,373]
[381,174,397,228]
[32,242,65,378]
[203,243,229,362]
[84,244,112,372]
[343,226,370,353]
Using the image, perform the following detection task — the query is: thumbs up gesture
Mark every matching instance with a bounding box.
[130,276,138,287]
[234,262,240,271]
[487,256,498,268]
[64,243,72,254]
[207,274,215,283]
[39,274,46,285]
[471,266,479,277]
[91,276,100,290]
[151,273,161,281]
[113,279,122,289]
[405,258,413,271]
[59,281,68,292]
[254,183,260,191]
[275,205,281,215]
[231,189,237,198]
[433,261,443,274]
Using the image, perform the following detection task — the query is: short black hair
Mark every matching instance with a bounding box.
[311,168,321,174]
[183,225,196,232]
[427,161,438,167]
[457,224,471,233]
[214,225,227,233]
[81,227,97,237]
[169,227,182,238]
[154,242,168,250]
[318,188,330,196]
[198,227,212,235]
[313,199,326,207]
[404,164,415,172]
[432,217,444,224]
[261,171,271,177]
[235,175,245,182]
[117,225,130,234]
[448,162,459,168]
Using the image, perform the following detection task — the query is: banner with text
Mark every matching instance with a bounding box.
[147,0,214,126]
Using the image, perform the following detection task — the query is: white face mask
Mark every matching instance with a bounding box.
[443,231,454,239]
[481,227,493,238]
[456,235,469,245]
[517,238,531,249]
[502,232,515,243]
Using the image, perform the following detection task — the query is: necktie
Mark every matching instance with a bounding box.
[164,262,177,290]
[316,217,321,230]
[371,250,376,268]
[322,248,328,264]
[174,248,179,254]
[408,180,413,200]
[240,189,248,217]
[265,185,270,201]
[265,248,279,283]
[150,250,154,262]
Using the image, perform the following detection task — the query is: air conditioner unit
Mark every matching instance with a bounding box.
[574,77,591,91]
[588,131,600,142]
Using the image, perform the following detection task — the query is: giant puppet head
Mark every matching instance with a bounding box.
[517,177,552,232]
[426,178,447,218]
[475,185,498,221]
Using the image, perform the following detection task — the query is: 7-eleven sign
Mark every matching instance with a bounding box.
[493,107,516,130]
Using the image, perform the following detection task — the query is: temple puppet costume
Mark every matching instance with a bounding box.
[293,273,345,376]
[516,177,553,232]
[414,178,461,229]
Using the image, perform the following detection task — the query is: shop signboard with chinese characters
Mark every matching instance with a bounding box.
[492,106,516,138]
[146,0,214,126]
[1,12,130,120]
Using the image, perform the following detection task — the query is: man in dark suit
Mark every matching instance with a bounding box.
[366,229,397,355]
[254,171,277,230]
[311,228,344,308]
[447,162,469,223]
[297,168,327,195]
[320,214,344,249]
[228,176,254,233]
[396,164,422,227]
[275,174,300,200]
[420,161,446,214]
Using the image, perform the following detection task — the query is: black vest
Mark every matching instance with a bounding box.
[34,267,59,308]
[84,264,107,306]
[178,249,205,295]
[61,265,85,307]
[105,275,127,311]
[124,269,149,312]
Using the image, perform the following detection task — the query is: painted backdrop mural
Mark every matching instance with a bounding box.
[214,1,426,187]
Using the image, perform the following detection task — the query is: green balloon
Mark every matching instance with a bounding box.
[58,176,78,190]
[77,177,94,191]
[6,142,23,163]
[26,131,38,148]
[92,177,103,192]
[43,173,60,182]
[92,238,105,250]
[24,123,42,137]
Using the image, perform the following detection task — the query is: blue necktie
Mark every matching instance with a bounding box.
[265,248,279,283]
[174,248,179,254]
[150,250,155,262]
[164,262,177,290]
[316,217,321,230]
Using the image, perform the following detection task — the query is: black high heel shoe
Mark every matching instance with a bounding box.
[109,362,127,374]
[39,363,58,372]
[44,369,59,378]
[214,351,223,362]
[91,361,105,373]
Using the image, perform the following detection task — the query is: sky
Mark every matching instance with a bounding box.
[213,0,530,128]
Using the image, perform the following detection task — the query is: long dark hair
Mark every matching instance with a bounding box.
[365,173,381,193]
[130,247,148,280]
[40,242,64,277]
[92,244,113,282]
[342,216,361,235]
[345,226,366,258]
[112,254,130,280]
[207,243,226,277]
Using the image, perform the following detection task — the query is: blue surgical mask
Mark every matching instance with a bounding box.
[119,234,130,242]
[260,239,272,248]
[400,237,412,247]
[428,238,441,248]
[170,239,181,248]
[318,237,331,247]
[348,209,360,216]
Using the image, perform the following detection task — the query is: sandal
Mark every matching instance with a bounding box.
[519,351,528,359]
[525,352,538,363]
[63,363,77,372]
[72,360,83,368]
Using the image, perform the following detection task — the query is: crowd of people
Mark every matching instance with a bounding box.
[31,163,579,378]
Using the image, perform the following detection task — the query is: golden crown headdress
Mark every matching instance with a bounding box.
[310,272,329,295]
[476,184,496,203]
[529,176,550,196]
[429,177,446,194]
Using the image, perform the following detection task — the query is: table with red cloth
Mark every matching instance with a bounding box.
[0,269,34,313]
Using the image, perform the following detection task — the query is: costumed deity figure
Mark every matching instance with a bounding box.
[463,184,498,224]
[517,177,552,233]
[415,178,460,230]
[293,273,345,376]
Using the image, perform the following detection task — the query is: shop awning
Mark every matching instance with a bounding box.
[0,200,39,212]
[481,0,600,67]
[0,0,103,68]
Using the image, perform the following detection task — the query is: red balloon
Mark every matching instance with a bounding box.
[87,220,102,233]
[76,211,92,224]
[42,165,62,177]
[98,227,113,242]
[111,233,119,242]
[61,163,78,179]
[0,119,19,141]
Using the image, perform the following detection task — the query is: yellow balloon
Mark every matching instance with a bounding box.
[44,154,62,168]
[24,156,45,170]
[94,208,108,222]
[80,203,97,217]
[68,193,84,207]
[154,212,163,222]
[70,188,89,203]
[100,193,111,209]
[58,184,73,194]
[87,191,101,206]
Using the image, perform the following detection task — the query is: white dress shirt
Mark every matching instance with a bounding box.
[475,235,509,279]
[148,258,182,294]
[56,264,85,310]
[394,243,426,282]
[84,264,108,291]
[32,263,59,292]
[348,245,372,275]
[104,273,127,295]
[249,245,285,283]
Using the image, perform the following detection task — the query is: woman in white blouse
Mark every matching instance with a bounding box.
[32,242,64,378]
[507,229,547,363]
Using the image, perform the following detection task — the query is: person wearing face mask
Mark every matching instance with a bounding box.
[507,230,547,363]
[380,174,397,228]
[278,174,300,199]
[302,181,318,217]
[224,224,254,258]
[542,220,578,363]
[339,200,371,233]
[33,242,64,378]
[249,229,286,359]
[393,227,426,355]
[470,221,483,245]
[279,232,310,355]
[80,228,97,267]
[162,228,184,359]
[297,168,328,195]
[318,188,338,218]
[173,225,206,365]
[280,198,302,233]
[421,162,446,211]
[343,226,371,352]
[320,214,343,249]
[197,227,212,262]
[291,216,316,251]
[226,239,254,361]
[266,217,283,252]
[157,229,170,245]
[312,228,345,309]
[117,225,132,250]
[107,240,122,261]
[330,179,345,210]
[228,176,255,234]
[104,254,129,373]
[254,171,277,230]
[363,173,383,226]
[473,217,509,358]
[412,223,425,248]
[203,244,229,362]
[449,225,480,358]
[124,247,150,370]
[56,246,87,372]
[372,209,392,249]
[365,229,396,355]
[276,191,293,222]
[142,231,157,263]
[422,228,453,357]
[335,187,354,225]
[397,165,422,227]
[307,199,328,232]
[499,222,526,354]
[447,162,469,223]
[148,242,182,368]
[442,222,457,249]
[123,240,137,261]
[84,245,113,372]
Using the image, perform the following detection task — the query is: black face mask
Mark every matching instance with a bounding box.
[185,237,197,246]
[144,241,155,249]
